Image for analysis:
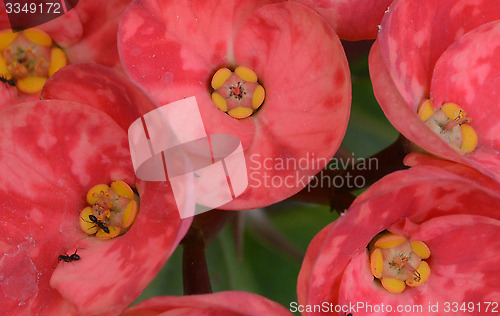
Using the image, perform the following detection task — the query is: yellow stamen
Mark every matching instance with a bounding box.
[210,66,265,119]
[228,107,253,119]
[80,181,138,240]
[252,85,265,110]
[16,76,47,94]
[122,200,138,228]
[441,103,464,120]
[460,124,478,153]
[370,248,384,278]
[410,241,431,259]
[110,180,134,200]
[99,209,111,220]
[381,278,406,294]
[0,30,18,51]
[419,100,478,155]
[417,99,434,121]
[370,232,431,293]
[406,261,430,287]
[86,184,110,205]
[22,28,52,47]
[79,207,98,235]
[96,226,121,240]
[211,92,228,112]
[235,66,258,83]
[374,233,406,249]
[211,67,232,90]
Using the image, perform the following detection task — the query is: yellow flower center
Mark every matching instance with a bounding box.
[369,233,431,293]
[0,28,67,94]
[210,66,265,119]
[418,99,478,154]
[79,180,139,240]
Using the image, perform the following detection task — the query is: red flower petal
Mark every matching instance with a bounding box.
[64,0,134,68]
[296,220,335,308]
[119,0,270,95]
[37,10,83,47]
[42,63,159,130]
[294,0,394,40]
[122,291,293,315]
[0,86,21,112]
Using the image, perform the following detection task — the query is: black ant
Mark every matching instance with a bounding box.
[58,249,81,262]
[82,214,110,234]
[0,75,15,87]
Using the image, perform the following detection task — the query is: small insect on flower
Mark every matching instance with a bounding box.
[84,214,111,234]
[58,249,81,262]
[0,75,16,87]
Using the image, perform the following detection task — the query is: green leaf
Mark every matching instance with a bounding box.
[343,52,399,157]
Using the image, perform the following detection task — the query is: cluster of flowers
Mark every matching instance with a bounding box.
[0,0,498,314]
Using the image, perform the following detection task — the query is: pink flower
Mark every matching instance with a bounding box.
[0,64,192,315]
[298,153,500,315]
[0,0,132,109]
[47,0,133,68]
[118,0,351,209]
[41,63,156,131]
[293,0,394,40]
[370,0,500,181]
[122,291,293,315]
